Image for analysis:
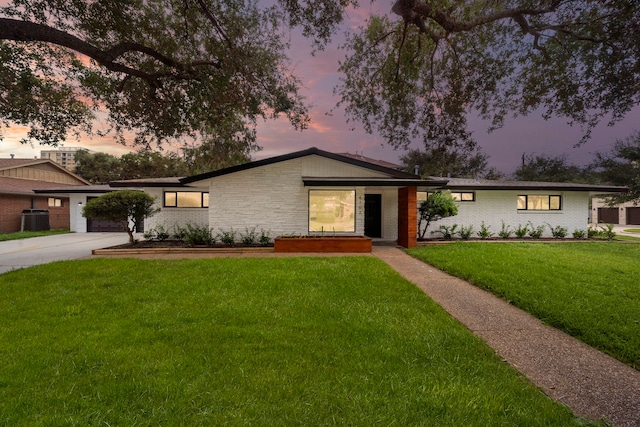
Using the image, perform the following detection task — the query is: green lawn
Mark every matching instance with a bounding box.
[0,229,69,242]
[408,242,640,369]
[0,257,593,426]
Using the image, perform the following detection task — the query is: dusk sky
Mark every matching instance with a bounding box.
[1,3,638,174]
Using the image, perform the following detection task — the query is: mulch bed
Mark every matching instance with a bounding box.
[107,240,273,250]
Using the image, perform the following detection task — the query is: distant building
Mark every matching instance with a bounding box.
[40,147,90,171]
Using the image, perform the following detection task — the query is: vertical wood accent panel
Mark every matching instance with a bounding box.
[397,186,417,248]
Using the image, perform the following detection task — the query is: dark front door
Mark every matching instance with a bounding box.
[364,194,382,238]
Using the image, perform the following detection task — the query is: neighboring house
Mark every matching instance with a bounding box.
[591,198,640,226]
[0,158,89,233]
[35,147,627,246]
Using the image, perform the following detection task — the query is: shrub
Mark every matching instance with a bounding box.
[217,228,237,246]
[548,224,568,239]
[458,225,474,240]
[477,221,494,239]
[514,224,529,238]
[239,227,258,245]
[598,223,617,240]
[572,229,587,239]
[143,224,170,241]
[434,224,458,240]
[259,229,272,246]
[588,225,600,239]
[527,222,545,239]
[180,222,214,246]
[498,221,513,239]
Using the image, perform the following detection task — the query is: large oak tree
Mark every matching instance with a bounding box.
[0,0,344,149]
[338,0,640,150]
[2,1,639,156]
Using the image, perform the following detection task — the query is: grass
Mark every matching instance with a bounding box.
[623,228,640,233]
[0,229,69,242]
[0,257,594,426]
[408,242,640,369]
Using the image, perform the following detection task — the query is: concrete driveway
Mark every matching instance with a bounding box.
[0,233,131,274]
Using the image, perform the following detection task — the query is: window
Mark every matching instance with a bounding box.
[48,197,62,207]
[419,191,475,202]
[517,195,561,211]
[309,190,355,232]
[164,191,209,208]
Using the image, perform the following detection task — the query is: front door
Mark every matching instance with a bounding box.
[364,194,382,238]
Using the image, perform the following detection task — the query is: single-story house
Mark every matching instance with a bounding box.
[0,158,89,233]
[35,147,627,246]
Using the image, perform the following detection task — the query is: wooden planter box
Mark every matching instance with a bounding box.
[274,236,372,253]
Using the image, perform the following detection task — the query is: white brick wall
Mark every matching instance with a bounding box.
[200,158,373,239]
[424,190,590,238]
[143,187,208,233]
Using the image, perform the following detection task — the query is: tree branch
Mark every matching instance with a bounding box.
[0,18,221,88]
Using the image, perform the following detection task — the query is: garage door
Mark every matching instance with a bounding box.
[598,208,619,224]
[627,207,640,225]
[85,197,143,232]
[87,218,126,232]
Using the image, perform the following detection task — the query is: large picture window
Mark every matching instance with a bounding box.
[517,195,561,211]
[309,190,355,232]
[164,191,209,208]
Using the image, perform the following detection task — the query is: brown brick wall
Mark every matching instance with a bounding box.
[0,194,70,233]
[397,186,417,248]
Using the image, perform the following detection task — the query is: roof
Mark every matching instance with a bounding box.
[0,158,90,185]
[33,184,120,194]
[0,158,42,169]
[109,177,184,188]
[181,147,419,184]
[335,152,402,170]
[438,177,628,193]
[0,177,81,196]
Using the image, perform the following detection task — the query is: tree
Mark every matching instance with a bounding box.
[83,190,159,243]
[417,191,458,239]
[401,143,489,178]
[337,1,640,150]
[73,149,121,184]
[1,0,324,148]
[514,153,591,183]
[592,132,640,204]
[118,150,189,181]
[4,1,640,156]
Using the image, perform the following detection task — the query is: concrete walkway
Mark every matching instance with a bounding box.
[372,246,640,427]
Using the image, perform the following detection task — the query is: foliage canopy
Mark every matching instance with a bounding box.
[417,190,458,239]
[514,153,591,183]
[1,0,639,155]
[338,0,640,150]
[0,0,329,149]
[82,190,159,243]
[592,131,640,204]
